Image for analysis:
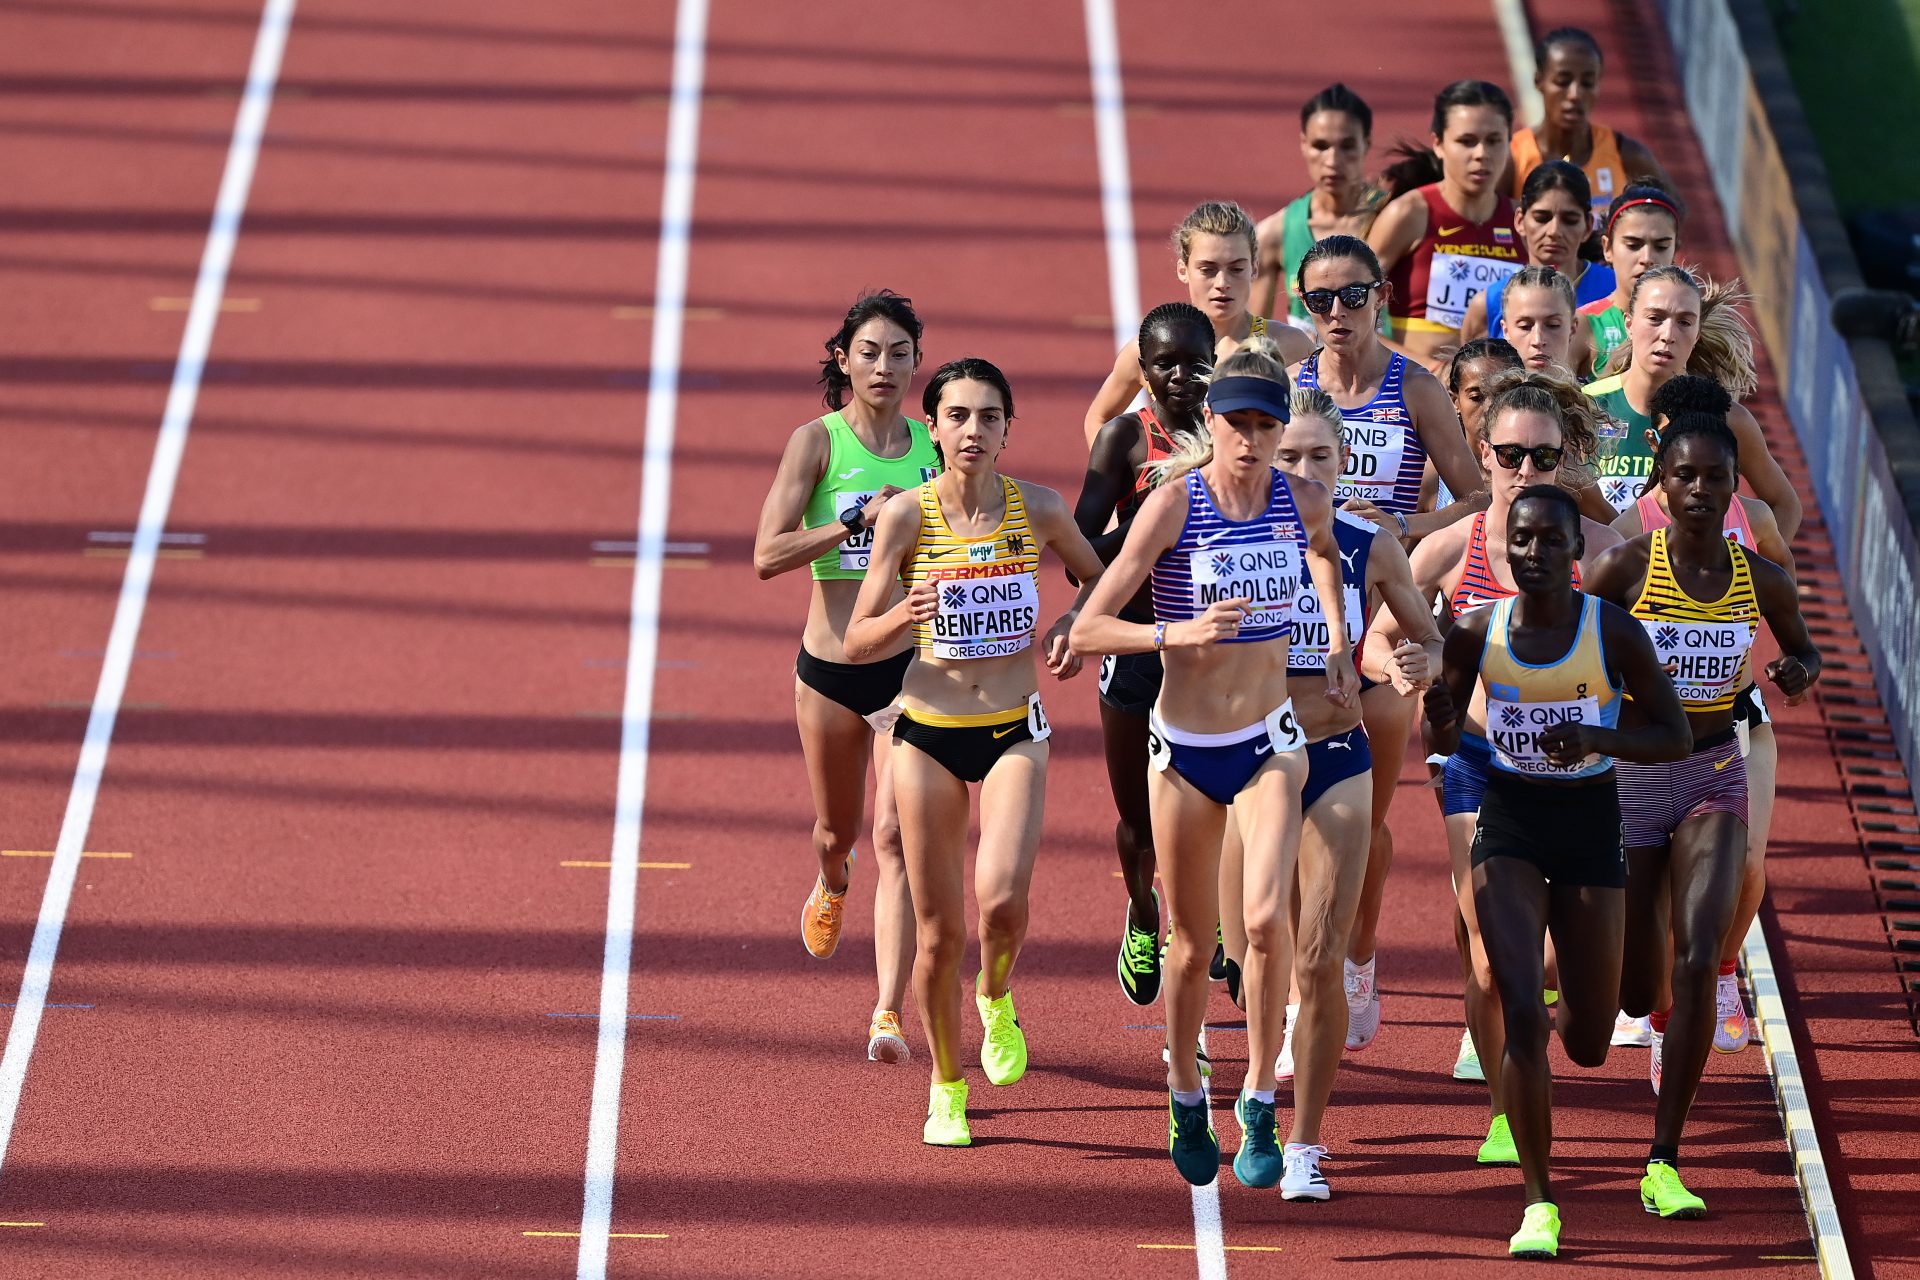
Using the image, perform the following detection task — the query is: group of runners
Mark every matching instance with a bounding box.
[751,27,1821,1261]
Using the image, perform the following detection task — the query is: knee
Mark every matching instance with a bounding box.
[1563,1028,1609,1069]
[977,894,1027,944]
[1294,926,1342,991]
[1243,904,1287,958]
[1502,1002,1551,1059]
[1115,815,1154,860]
[1167,929,1213,981]
[1673,937,1720,985]
[1468,950,1499,998]
[916,920,966,973]
[871,811,903,859]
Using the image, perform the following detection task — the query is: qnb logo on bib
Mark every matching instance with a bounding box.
[837,492,878,570]
[1191,541,1297,628]
[1426,251,1522,329]
[1648,620,1753,703]
[1290,583,1364,670]
[1335,420,1408,503]
[928,565,1037,660]
[1487,695,1602,775]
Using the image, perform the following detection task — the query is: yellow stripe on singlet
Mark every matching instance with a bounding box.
[902,704,1028,729]
[1630,528,1758,712]
[904,476,1039,652]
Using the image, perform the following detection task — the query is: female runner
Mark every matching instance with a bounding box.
[1420,337,1523,515]
[753,291,937,1061]
[1254,84,1388,330]
[1085,202,1314,445]
[1584,266,1802,538]
[1074,302,1215,1004]
[1509,27,1672,226]
[1459,161,1616,346]
[1425,484,1690,1258]
[846,358,1105,1147]
[1585,416,1818,1219]
[1371,371,1622,1117]
[1610,376,1793,1054]
[1369,81,1525,370]
[1580,184,1684,372]
[1072,340,1358,1195]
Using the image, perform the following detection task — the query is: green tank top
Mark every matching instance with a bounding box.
[1583,301,1627,371]
[1280,194,1315,324]
[1583,373,1655,514]
[803,411,940,580]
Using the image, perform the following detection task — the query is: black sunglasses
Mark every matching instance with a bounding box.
[1300,281,1384,314]
[1489,442,1565,471]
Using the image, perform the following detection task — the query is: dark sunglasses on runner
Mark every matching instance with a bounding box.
[1488,442,1565,471]
[1300,280,1384,314]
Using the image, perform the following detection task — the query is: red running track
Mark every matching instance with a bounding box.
[0,0,1907,1276]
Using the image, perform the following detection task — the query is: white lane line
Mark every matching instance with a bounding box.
[1742,917,1857,1280]
[1190,1180,1228,1280]
[1083,0,1141,351]
[574,0,707,1274]
[1489,0,1544,124]
[0,0,296,1176]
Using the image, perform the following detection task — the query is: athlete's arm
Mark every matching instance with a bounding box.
[1367,529,1443,693]
[1540,601,1692,765]
[1073,415,1147,567]
[1748,550,1822,704]
[1024,484,1105,680]
[1579,536,1652,609]
[1575,516,1625,573]
[1253,210,1287,319]
[1743,497,1796,581]
[1406,365,1488,529]
[1728,403,1803,542]
[1618,134,1673,195]
[843,491,926,662]
[1457,292,1490,344]
[1422,610,1488,757]
[1269,324,1317,367]
[1367,189,1427,275]
[1083,341,1142,447]
[1607,499,1647,541]
[1295,475,1360,708]
[1072,482,1221,655]
[753,420,891,579]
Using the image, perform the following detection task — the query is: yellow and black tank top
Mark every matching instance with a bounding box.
[1629,528,1758,712]
[905,477,1041,660]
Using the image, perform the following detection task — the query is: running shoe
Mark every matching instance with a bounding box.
[1714,973,1751,1053]
[976,981,1027,1086]
[1162,1027,1213,1078]
[1508,1201,1560,1259]
[1231,1094,1283,1188]
[1209,922,1228,982]
[1117,892,1162,1007]
[1345,959,1380,1051]
[799,855,851,959]
[1223,955,1243,1009]
[1280,1143,1331,1201]
[1640,1161,1707,1219]
[1452,1027,1484,1081]
[867,1010,910,1064]
[1650,1028,1664,1097]
[1275,1008,1296,1083]
[1168,1092,1219,1186]
[1612,1010,1653,1047]
[1477,1113,1519,1165]
[923,1078,970,1147]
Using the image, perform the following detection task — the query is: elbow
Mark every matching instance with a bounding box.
[1667,720,1694,761]
[842,630,873,664]
[753,558,778,581]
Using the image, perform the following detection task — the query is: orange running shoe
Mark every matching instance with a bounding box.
[800,863,849,959]
[867,1010,910,1063]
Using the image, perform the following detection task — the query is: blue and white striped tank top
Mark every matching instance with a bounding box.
[1289,508,1374,677]
[1150,468,1306,644]
[1295,351,1427,515]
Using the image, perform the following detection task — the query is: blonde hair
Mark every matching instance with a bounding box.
[1604,265,1759,399]
[1289,388,1345,445]
[1172,200,1259,264]
[1157,335,1291,483]
[1500,264,1576,317]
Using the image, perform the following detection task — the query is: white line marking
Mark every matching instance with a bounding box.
[574,0,707,1274]
[0,0,295,1177]
[1082,0,1141,352]
[1489,0,1544,124]
[87,531,207,545]
[1190,1180,1228,1280]
[1742,918,1856,1280]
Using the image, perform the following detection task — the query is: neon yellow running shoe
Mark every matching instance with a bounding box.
[1477,1113,1518,1165]
[1640,1161,1706,1219]
[923,1078,970,1147]
[1508,1201,1560,1259]
[976,978,1027,1086]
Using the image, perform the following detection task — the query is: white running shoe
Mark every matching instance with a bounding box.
[1714,973,1751,1053]
[1452,1026,1483,1081]
[1612,1010,1653,1047]
[1275,1007,1297,1082]
[1163,1026,1212,1078]
[1344,958,1380,1051]
[1650,1028,1664,1097]
[1280,1143,1331,1201]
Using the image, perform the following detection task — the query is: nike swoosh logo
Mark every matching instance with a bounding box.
[925,547,958,558]
[837,468,864,480]
[1713,753,1735,770]
[992,726,1017,739]
[1437,225,1465,237]
[1195,528,1235,547]
[1254,743,1273,756]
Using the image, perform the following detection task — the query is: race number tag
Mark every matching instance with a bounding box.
[1026,692,1052,742]
[1189,540,1297,632]
[1146,720,1173,773]
[1098,653,1117,695]
[1644,619,1755,705]
[836,491,877,571]
[1334,419,1408,506]
[1486,695,1601,775]
[1290,579,1364,671]
[1263,701,1306,753]
[1425,252,1522,329]
[926,567,1038,660]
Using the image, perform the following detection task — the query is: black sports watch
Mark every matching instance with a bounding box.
[839,505,866,535]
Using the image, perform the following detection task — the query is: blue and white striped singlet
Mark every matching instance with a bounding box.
[1295,351,1427,515]
[1150,468,1306,644]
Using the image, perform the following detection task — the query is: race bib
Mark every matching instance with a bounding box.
[1026,692,1052,742]
[1425,251,1522,329]
[1263,700,1306,753]
[1334,417,1409,505]
[1190,539,1297,631]
[926,566,1038,660]
[1146,721,1173,773]
[1098,653,1116,695]
[836,491,876,571]
[1645,618,1755,705]
[1290,579,1364,671]
[1486,694,1602,775]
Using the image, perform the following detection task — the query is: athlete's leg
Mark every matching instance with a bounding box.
[1655,813,1747,1150]
[1153,768,1229,1095]
[1545,883,1624,1069]
[1220,813,1248,978]
[1237,753,1310,1098]
[795,676,873,892]
[1348,685,1415,965]
[892,740,975,1084]
[975,742,1050,999]
[1101,702,1159,930]
[1290,772,1372,1143]
[1721,723,1775,965]
[1618,842,1674,1019]
[870,736,912,1015]
[1474,857,1554,1204]
[1450,811,1504,1115]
